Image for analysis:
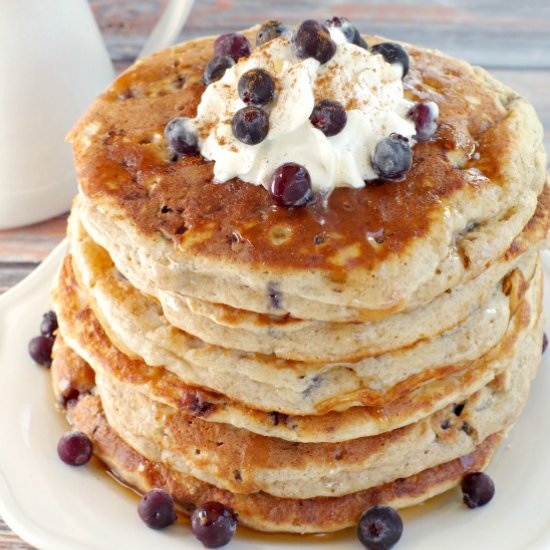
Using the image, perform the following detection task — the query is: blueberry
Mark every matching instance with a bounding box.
[269,163,313,207]
[57,431,93,466]
[371,42,410,77]
[165,117,198,155]
[408,102,439,142]
[138,488,177,529]
[214,33,252,62]
[231,106,269,145]
[310,99,347,136]
[238,69,275,106]
[372,134,412,181]
[60,388,81,407]
[357,505,403,550]
[461,472,495,509]
[326,16,355,41]
[350,28,369,49]
[291,20,336,64]
[191,501,238,548]
[203,55,235,86]
[28,335,54,367]
[256,20,290,47]
[40,310,58,337]
[326,16,368,49]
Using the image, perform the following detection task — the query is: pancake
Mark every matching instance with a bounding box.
[52,317,542,499]
[90,317,542,500]
[50,261,544,499]
[65,391,503,533]
[52,250,543,444]
[71,187,549,364]
[68,209,541,415]
[69,28,548,322]
[155,186,550,358]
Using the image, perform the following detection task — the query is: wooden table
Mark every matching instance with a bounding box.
[1,0,549,547]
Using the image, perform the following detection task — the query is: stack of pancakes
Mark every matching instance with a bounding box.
[50,28,549,533]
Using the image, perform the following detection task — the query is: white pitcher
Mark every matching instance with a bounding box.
[0,0,194,230]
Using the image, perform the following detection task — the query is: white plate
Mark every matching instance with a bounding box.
[1,244,550,550]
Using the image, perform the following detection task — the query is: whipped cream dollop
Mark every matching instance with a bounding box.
[187,29,417,193]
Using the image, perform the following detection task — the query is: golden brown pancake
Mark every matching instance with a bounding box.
[52,319,539,501]
[70,187,550,364]
[67,392,503,533]
[67,208,543,420]
[52,363,504,533]
[69,29,547,320]
[52,250,542,448]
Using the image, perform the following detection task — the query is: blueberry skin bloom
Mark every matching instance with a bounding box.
[137,489,177,529]
[28,335,54,367]
[310,99,347,137]
[256,20,290,47]
[408,101,439,142]
[191,501,238,548]
[292,20,336,64]
[165,117,198,155]
[57,431,93,466]
[238,69,275,106]
[231,106,270,145]
[372,134,413,181]
[371,42,410,77]
[326,16,368,49]
[357,505,403,550]
[203,55,235,86]
[214,33,252,61]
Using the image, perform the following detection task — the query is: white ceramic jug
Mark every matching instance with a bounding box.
[0,0,194,230]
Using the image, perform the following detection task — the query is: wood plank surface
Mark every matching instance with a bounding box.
[0,215,68,293]
[0,1,549,548]
[93,0,550,68]
[0,519,33,550]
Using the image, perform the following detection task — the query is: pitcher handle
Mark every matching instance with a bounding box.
[138,0,195,59]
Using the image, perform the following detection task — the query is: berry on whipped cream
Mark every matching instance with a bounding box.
[167,18,439,201]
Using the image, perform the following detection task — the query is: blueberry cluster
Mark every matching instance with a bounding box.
[164,18,440,210]
[28,310,57,368]
[138,489,238,548]
[232,67,275,145]
[370,100,439,182]
[28,310,96,467]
